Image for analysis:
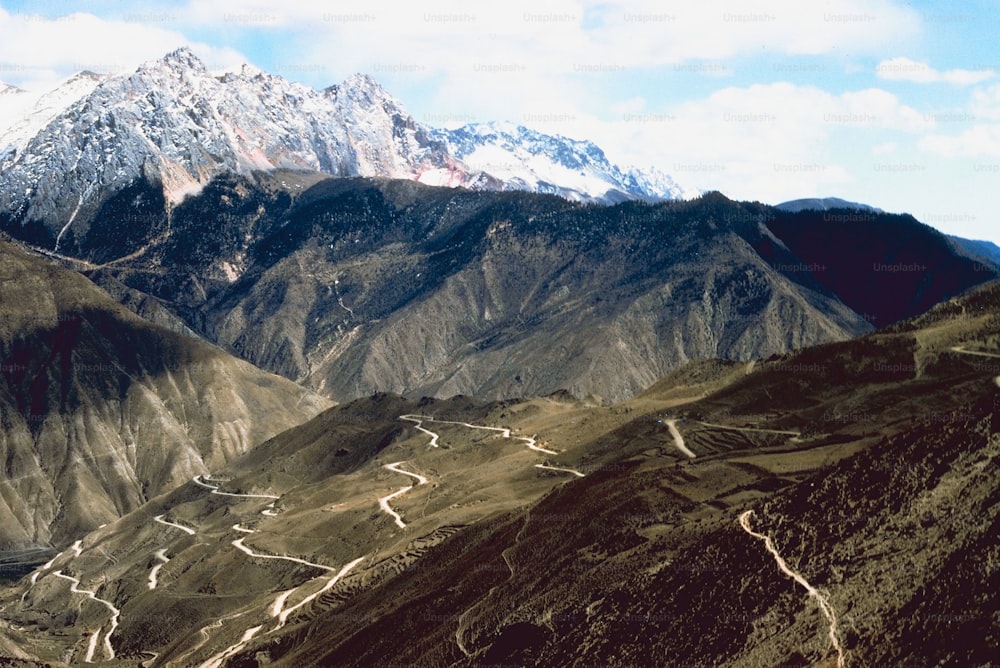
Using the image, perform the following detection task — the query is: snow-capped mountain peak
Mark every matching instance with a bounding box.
[0,48,686,253]
[333,73,391,97]
[155,46,209,74]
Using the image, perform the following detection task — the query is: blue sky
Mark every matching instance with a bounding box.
[1,0,998,242]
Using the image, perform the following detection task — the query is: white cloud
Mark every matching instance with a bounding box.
[970,83,1000,120]
[917,84,1000,158]
[875,57,996,85]
[610,97,648,117]
[872,142,898,156]
[0,0,925,122]
[97,0,921,118]
[243,0,924,158]
[919,125,1000,158]
[567,83,931,203]
[173,0,921,64]
[0,9,245,89]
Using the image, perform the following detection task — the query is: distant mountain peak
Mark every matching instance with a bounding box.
[134,46,208,80]
[342,72,388,91]
[329,72,402,110]
[159,46,206,71]
[775,197,884,213]
[431,120,686,201]
[73,70,104,82]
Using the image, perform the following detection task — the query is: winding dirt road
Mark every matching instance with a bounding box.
[400,414,558,454]
[193,475,280,500]
[384,461,429,485]
[147,549,169,590]
[534,464,585,478]
[270,589,295,618]
[154,514,196,536]
[168,612,246,668]
[52,570,121,663]
[199,624,264,668]
[399,415,441,447]
[664,419,696,459]
[738,510,845,668]
[23,549,65,601]
[167,475,367,662]
[378,461,428,529]
[231,537,340,572]
[230,534,366,629]
[272,556,366,629]
[950,345,1000,387]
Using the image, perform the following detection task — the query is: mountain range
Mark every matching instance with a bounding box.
[58,172,996,404]
[0,47,998,667]
[0,47,685,259]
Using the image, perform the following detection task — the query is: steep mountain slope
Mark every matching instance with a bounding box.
[777,199,1000,274]
[0,237,330,551]
[949,235,1000,267]
[0,48,682,259]
[2,279,996,666]
[86,176,997,404]
[760,206,996,327]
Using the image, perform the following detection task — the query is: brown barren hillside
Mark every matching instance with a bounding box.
[2,280,996,666]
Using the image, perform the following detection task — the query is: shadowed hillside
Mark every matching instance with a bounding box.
[0,238,329,551]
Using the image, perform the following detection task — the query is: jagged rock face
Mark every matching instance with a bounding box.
[0,48,683,257]
[0,239,330,549]
[0,71,104,161]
